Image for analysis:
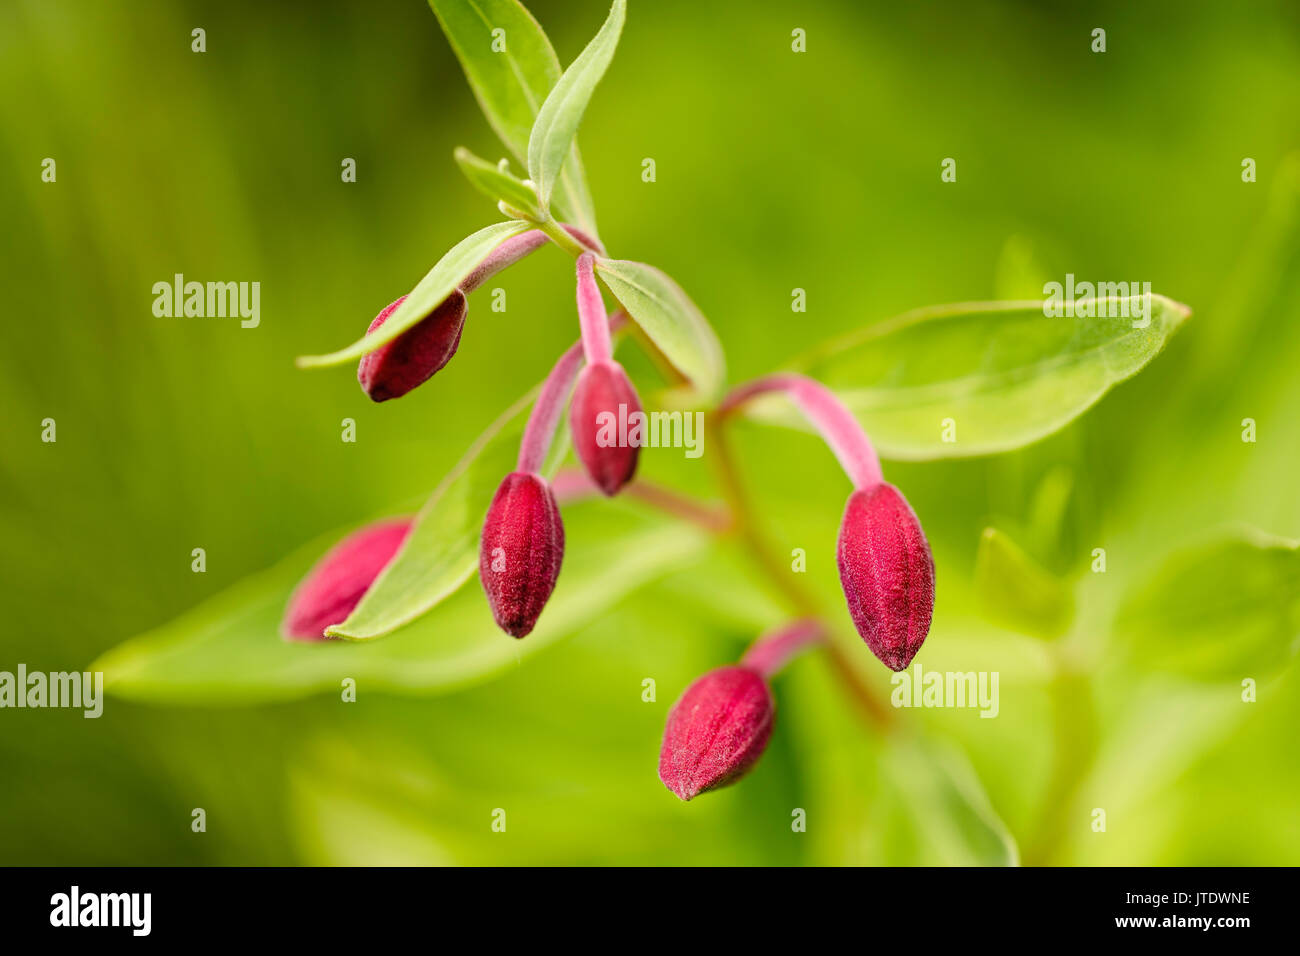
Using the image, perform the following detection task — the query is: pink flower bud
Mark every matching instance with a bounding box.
[837,482,935,671]
[479,471,565,638]
[357,290,468,402]
[658,666,775,801]
[281,519,414,641]
[569,360,641,496]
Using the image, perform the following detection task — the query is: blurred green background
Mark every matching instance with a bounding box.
[2,0,1298,865]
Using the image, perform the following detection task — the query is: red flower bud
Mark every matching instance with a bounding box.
[837,482,935,671]
[658,666,774,801]
[281,519,413,640]
[357,291,468,402]
[479,471,565,638]
[569,360,641,496]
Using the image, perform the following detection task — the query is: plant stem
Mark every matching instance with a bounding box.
[741,619,825,678]
[517,342,585,473]
[1023,648,1097,865]
[706,415,892,728]
[720,374,883,490]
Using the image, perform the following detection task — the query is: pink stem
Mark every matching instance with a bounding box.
[516,310,630,474]
[575,253,613,365]
[720,373,884,490]
[741,619,826,678]
[461,224,603,294]
[552,467,732,532]
[517,342,585,474]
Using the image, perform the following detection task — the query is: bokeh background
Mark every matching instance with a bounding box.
[2,0,1297,865]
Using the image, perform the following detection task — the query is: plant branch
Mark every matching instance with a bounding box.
[706,415,892,728]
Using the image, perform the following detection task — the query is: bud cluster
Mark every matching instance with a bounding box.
[286,191,937,807]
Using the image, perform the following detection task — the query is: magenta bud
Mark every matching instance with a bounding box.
[569,360,641,496]
[658,666,775,801]
[281,519,413,641]
[479,471,565,638]
[837,482,935,671]
[357,291,468,402]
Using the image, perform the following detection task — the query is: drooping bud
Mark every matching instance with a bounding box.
[281,519,413,641]
[569,360,642,495]
[479,471,565,638]
[658,665,774,801]
[836,482,935,671]
[357,290,468,402]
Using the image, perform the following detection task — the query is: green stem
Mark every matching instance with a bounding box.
[1024,647,1097,865]
[706,416,892,729]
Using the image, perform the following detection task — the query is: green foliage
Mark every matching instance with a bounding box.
[525,0,624,217]
[296,219,534,368]
[429,0,597,232]
[975,527,1075,639]
[759,295,1190,460]
[594,257,727,400]
[1116,530,1300,679]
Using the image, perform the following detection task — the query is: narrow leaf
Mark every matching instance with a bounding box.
[974,527,1075,639]
[755,294,1191,459]
[429,0,597,233]
[453,147,541,218]
[329,393,531,640]
[594,257,726,400]
[91,504,709,704]
[526,0,624,212]
[296,220,533,369]
[1115,529,1300,679]
[880,737,1020,866]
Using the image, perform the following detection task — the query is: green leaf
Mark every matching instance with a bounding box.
[594,257,727,401]
[329,386,567,641]
[525,0,624,214]
[879,736,1021,866]
[453,147,541,218]
[91,502,710,705]
[974,527,1075,639]
[296,220,532,369]
[760,294,1191,460]
[1115,529,1300,679]
[429,0,597,233]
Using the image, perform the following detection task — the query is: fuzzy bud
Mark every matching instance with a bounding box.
[569,360,642,496]
[281,519,413,640]
[658,666,774,801]
[836,482,935,671]
[479,471,565,638]
[357,291,468,402]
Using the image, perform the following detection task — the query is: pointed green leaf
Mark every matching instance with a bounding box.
[91,503,709,705]
[594,257,726,400]
[974,527,1075,639]
[526,0,624,213]
[296,220,532,369]
[757,294,1191,460]
[453,147,541,218]
[880,737,1020,866]
[329,386,568,641]
[1116,529,1300,679]
[429,0,597,233]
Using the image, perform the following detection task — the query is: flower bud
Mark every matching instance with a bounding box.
[658,666,774,801]
[569,360,641,496]
[836,482,935,671]
[479,471,565,638]
[282,519,413,640]
[357,290,468,402]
